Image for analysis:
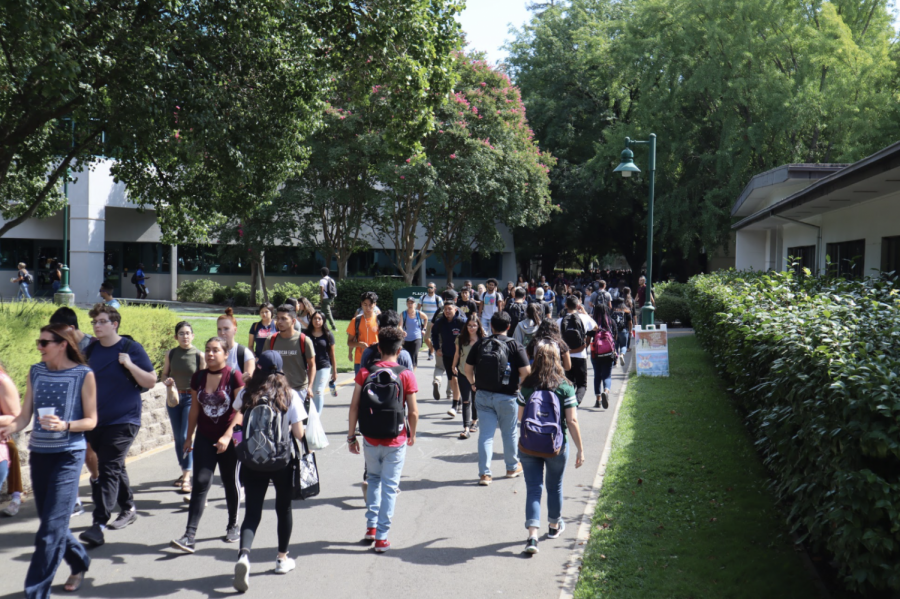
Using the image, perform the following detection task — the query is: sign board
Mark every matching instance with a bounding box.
[392,286,428,315]
[634,324,669,377]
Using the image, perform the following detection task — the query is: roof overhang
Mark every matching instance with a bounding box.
[731,163,847,217]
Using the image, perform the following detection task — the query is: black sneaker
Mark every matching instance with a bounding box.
[79,523,105,547]
[601,391,609,409]
[224,525,240,543]
[170,534,196,553]
[432,380,440,400]
[594,399,601,408]
[525,537,539,554]
[107,508,137,530]
[547,519,566,539]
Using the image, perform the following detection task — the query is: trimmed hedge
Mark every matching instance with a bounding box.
[688,270,900,593]
[333,278,409,320]
[176,278,225,304]
[0,301,178,391]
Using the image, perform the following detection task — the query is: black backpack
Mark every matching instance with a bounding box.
[130,273,138,284]
[475,337,510,391]
[506,301,527,334]
[359,365,407,439]
[560,313,587,351]
[325,276,337,298]
[85,335,150,393]
[611,310,626,332]
[236,395,293,472]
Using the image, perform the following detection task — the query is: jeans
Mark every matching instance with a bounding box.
[565,357,588,405]
[403,338,422,368]
[51,281,60,294]
[616,330,628,354]
[459,375,477,428]
[521,444,569,529]
[321,297,337,330]
[17,283,31,301]
[85,423,139,525]
[363,440,407,540]
[0,459,7,491]
[25,449,90,599]
[475,390,519,476]
[592,356,614,395]
[166,392,193,472]
[311,367,331,417]
[186,433,240,536]
[354,363,361,375]
[240,465,293,554]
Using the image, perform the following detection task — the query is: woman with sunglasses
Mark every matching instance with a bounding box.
[401,296,428,370]
[1,325,97,596]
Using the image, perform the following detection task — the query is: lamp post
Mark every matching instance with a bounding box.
[614,134,656,327]
[55,118,74,305]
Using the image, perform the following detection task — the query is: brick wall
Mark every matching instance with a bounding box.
[2,383,173,499]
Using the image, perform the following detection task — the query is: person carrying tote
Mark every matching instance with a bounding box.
[0,324,98,597]
[517,342,585,555]
[231,351,307,591]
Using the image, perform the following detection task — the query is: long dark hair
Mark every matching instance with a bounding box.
[304,311,333,341]
[241,370,293,413]
[526,319,569,359]
[526,302,543,324]
[40,324,86,365]
[522,343,566,390]
[457,313,484,346]
[593,302,612,330]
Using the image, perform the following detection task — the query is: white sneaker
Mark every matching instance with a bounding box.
[234,554,250,592]
[1,499,21,517]
[620,354,626,366]
[275,555,295,574]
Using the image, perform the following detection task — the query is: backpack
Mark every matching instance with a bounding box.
[506,301,527,333]
[475,337,510,391]
[560,313,587,351]
[325,276,337,298]
[235,343,254,374]
[130,273,138,284]
[611,310,626,332]
[358,365,407,439]
[592,321,616,357]
[236,395,293,471]
[85,335,150,392]
[518,389,564,458]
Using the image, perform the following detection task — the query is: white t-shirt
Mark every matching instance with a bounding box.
[557,313,597,359]
[233,388,308,424]
[319,277,333,299]
[481,291,503,321]
[226,344,255,375]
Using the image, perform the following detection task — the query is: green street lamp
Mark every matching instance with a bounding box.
[614,134,656,327]
[55,118,74,304]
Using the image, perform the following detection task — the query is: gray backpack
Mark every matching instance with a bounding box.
[236,395,292,472]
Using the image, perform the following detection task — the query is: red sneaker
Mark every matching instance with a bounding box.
[364,528,376,541]
[374,539,390,553]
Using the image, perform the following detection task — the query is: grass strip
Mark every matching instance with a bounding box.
[575,334,819,598]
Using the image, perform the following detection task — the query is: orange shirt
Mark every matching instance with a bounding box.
[346,313,379,365]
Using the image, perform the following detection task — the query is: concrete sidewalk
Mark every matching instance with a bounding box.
[0,349,632,599]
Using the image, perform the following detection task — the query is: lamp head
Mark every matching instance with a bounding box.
[614,147,641,178]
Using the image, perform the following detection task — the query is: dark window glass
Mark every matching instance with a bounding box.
[826,239,865,278]
[0,238,34,270]
[881,236,900,275]
[787,245,816,274]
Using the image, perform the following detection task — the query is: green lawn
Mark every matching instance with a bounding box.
[576,335,819,598]
[185,317,356,373]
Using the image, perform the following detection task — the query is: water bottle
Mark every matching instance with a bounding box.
[501,362,511,386]
[329,380,338,396]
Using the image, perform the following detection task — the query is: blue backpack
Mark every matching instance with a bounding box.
[518,390,564,458]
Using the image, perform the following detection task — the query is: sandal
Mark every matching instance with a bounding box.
[65,572,84,592]
[459,431,470,439]
[470,423,478,433]
[180,476,192,494]
[173,475,185,488]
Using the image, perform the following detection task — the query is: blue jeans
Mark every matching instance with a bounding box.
[311,367,331,417]
[592,356,613,395]
[25,449,90,599]
[616,330,628,354]
[166,392,193,472]
[354,363,361,375]
[17,283,31,300]
[0,458,8,491]
[521,443,569,529]
[51,281,60,293]
[475,390,520,476]
[363,440,407,540]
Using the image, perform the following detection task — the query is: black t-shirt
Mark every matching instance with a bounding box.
[472,291,482,303]
[466,334,530,396]
[457,299,478,319]
[309,331,335,370]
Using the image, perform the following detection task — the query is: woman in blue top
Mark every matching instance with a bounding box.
[401,297,428,370]
[0,324,97,597]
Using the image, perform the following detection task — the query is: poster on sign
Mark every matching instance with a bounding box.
[634,324,669,377]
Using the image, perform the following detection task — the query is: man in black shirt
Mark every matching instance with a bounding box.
[464,312,530,486]
[456,288,478,320]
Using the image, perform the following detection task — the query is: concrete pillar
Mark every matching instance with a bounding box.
[68,162,106,305]
[419,254,427,286]
[170,245,178,301]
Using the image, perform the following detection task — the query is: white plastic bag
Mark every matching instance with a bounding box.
[305,401,329,451]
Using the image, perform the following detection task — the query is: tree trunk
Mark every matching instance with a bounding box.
[258,251,269,303]
[250,261,258,306]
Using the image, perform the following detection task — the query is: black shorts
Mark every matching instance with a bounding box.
[443,354,456,379]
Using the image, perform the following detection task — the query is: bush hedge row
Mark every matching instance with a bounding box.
[687,270,900,593]
[0,301,178,391]
[654,281,692,326]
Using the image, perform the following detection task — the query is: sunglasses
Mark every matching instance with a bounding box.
[91,319,112,326]
[36,339,62,348]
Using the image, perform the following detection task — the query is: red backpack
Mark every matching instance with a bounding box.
[591,315,616,357]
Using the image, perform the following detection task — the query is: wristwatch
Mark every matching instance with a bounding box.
[347,435,358,443]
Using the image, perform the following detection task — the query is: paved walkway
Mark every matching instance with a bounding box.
[0,349,633,599]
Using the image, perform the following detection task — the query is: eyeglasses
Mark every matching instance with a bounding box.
[36,339,62,348]
[91,319,111,326]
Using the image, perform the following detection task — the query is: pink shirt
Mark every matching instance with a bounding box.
[0,372,11,463]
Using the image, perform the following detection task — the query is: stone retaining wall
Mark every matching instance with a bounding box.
[1,383,173,499]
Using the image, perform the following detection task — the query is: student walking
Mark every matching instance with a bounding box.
[419,283,442,361]
[0,325,97,597]
[453,314,483,439]
[513,302,544,351]
[431,302,467,417]
[610,298,633,365]
[525,320,573,371]
[557,297,597,405]
[348,327,419,552]
[231,351,308,591]
[13,262,32,300]
[465,312,531,486]
[318,267,338,331]
[622,287,635,350]
[401,297,428,370]
[590,303,617,409]
[248,303,277,356]
[161,322,205,494]
[170,337,245,552]
[134,263,149,299]
[99,281,120,308]
[480,278,505,335]
[518,343,585,554]
[218,308,256,379]
[305,311,336,417]
[0,364,21,513]
[270,305,316,398]
[347,292,380,375]
[80,304,156,548]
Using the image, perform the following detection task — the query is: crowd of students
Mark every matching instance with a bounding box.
[0,266,644,597]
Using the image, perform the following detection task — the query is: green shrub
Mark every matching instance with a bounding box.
[176,278,225,304]
[334,278,408,319]
[654,280,690,298]
[211,285,230,305]
[654,293,691,326]
[116,305,180,373]
[687,269,900,593]
[230,282,253,307]
[269,280,321,308]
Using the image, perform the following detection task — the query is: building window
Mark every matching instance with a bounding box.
[425,252,503,279]
[177,244,249,275]
[826,239,865,278]
[786,245,815,274]
[0,238,35,270]
[881,236,900,275]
